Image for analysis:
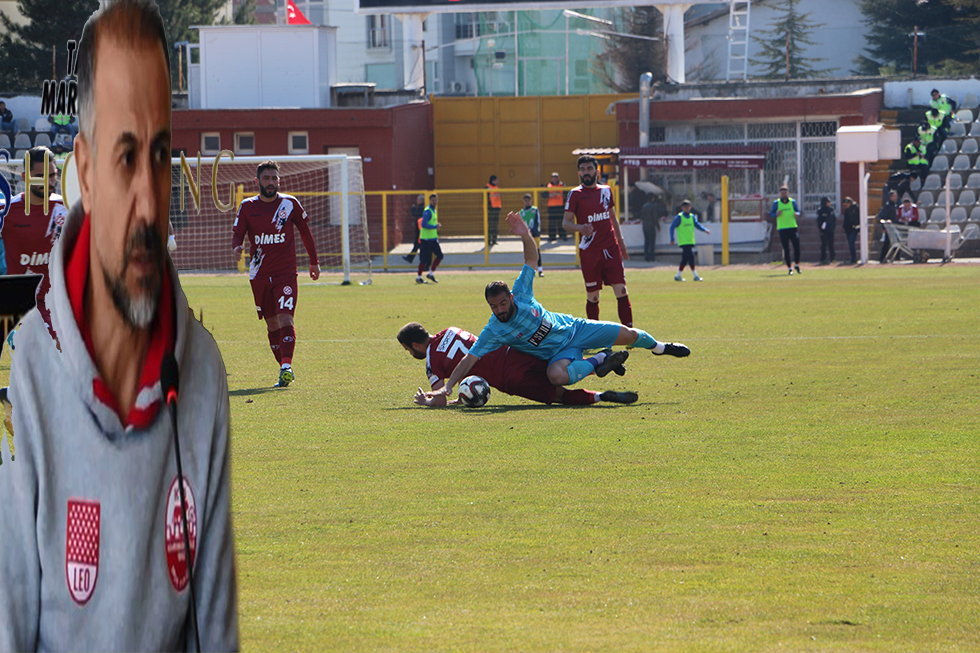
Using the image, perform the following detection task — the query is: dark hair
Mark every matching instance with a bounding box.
[931,88,940,94]
[429,193,437,201]
[256,160,280,178]
[929,108,939,115]
[485,281,510,300]
[489,175,497,184]
[76,0,171,139]
[26,146,53,167]
[396,322,429,346]
[577,154,598,170]
[820,196,830,205]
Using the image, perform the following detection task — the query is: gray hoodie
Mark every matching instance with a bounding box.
[0,204,239,651]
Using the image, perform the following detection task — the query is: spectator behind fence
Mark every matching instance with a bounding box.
[817,196,836,265]
[877,189,900,263]
[546,172,567,242]
[899,197,922,228]
[403,193,424,264]
[842,197,860,264]
[640,192,665,262]
[0,101,13,132]
[486,175,501,246]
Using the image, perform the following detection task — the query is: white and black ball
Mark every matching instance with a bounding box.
[458,375,491,408]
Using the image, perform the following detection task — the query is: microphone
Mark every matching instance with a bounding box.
[160,353,201,652]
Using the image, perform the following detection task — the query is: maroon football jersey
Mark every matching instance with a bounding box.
[564,184,619,253]
[425,327,506,390]
[232,193,316,279]
[0,192,67,275]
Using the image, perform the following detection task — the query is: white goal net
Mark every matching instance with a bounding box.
[0,152,371,284]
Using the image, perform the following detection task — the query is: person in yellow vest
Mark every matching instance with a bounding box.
[904,136,929,180]
[917,122,937,163]
[668,199,710,281]
[416,193,443,284]
[930,88,957,123]
[546,172,567,241]
[770,185,802,275]
[486,175,502,246]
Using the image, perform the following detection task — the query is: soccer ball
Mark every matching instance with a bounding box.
[458,375,491,408]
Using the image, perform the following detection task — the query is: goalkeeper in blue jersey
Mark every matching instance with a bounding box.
[434,212,691,399]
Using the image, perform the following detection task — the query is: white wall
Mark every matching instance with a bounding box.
[197,25,337,108]
[883,79,980,109]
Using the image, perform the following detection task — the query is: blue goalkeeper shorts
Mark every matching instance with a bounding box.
[549,320,622,364]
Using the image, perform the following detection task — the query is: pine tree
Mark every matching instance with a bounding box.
[0,0,98,94]
[749,0,835,80]
[593,7,666,93]
[853,0,980,76]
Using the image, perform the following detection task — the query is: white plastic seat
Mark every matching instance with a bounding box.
[33,132,51,147]
[0,134,9,149]
[13,133,31,149]
[941,139,958,155]
[961,138,979,154]
[952,155,971,171]
[33,117,51,133]
[917,191,935,207]
[965,93,980,109]
[910,176,922,192]
[956,109,975,124]
[949,122,967,137]
[971,122,980,138]
[956,189,976,206]
[931,155,949,172]
[970,206,980,222]
[948,173,964,190]
[963,223,980,240]
[950,207,969,223]
[966,173,980,190]
[922,174,942,190]
[929,207,947,224]
[14,118,29,133]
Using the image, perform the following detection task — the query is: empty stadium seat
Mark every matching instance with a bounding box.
[14,118,29,133]
[963,223,980,239]
[952,155,971,171]
[910,176,922,192]
[941,139,959,154]
[962,138,979,154]
[950,207,969,222]
[34,132,51,147]
[0,134,9,150]
[948,173,964,190]
[971,122,980,138]
[33,118,50,133]
[966,173,980,190]
[970,206,980,222]
[922,174,942,190]
[965,93,980,109]
[918,191,935,207]
[949,122,967,137]
[13,133,31,149]
[929,207,947,223]
[956,108,975,124]
[956,189,976,206]
[931,156,949,172]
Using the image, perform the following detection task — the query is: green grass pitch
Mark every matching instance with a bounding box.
[5,263,980,650]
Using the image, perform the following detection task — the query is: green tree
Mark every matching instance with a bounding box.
[593,7,666,93]
[0,0,98,94]
[750,0,835,80]
[853,0,980,76]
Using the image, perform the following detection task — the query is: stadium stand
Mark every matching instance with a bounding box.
[34,133,51,148]
[12,133,31,150]
[955,109,974,124]
[952,154,971,171]
[964,93,979,110]
[950,207,968,223]
[967,173,980,190]
[956,189,976,206]
[961,138,978,154]
[931,155,949,172]
[929,207,947,224]
[949,122,966,137]
[923,174,942,190]
[918,191,935,207]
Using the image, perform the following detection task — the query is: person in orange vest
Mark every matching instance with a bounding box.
[486,175,502,246]
[546,172,567,242]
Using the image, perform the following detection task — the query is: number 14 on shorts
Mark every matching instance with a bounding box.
[278,295,294,311]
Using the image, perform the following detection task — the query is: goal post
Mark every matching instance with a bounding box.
[170,153,371,284]
[0,152,371,284]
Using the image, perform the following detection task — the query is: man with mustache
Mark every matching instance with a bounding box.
[431,213,691,402]
[563,154,634,328]
[0,1,238,649]
[233,159,320,387]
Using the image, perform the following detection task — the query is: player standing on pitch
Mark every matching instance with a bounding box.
[233,160,320,387]
[562,155,633,327]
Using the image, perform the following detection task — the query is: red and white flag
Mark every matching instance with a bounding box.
[287,0,312,25]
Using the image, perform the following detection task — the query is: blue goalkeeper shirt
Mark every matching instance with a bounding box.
[470,264,579,360]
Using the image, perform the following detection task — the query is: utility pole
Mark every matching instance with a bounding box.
[909,26,925,77]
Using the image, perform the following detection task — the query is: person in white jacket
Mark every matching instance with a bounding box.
[0,1,238,650]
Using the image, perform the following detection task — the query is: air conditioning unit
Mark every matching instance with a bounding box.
[451,81,464,93]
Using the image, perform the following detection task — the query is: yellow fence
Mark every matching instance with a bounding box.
[368,181,620,270]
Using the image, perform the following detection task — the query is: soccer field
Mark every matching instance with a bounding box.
[4,263,980,650]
